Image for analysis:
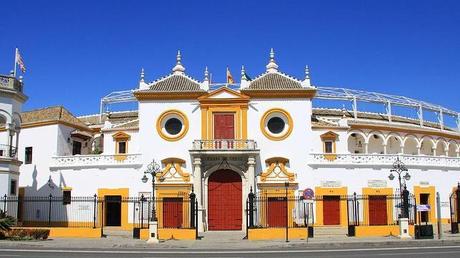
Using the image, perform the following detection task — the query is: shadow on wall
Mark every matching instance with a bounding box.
[17,166,71,227]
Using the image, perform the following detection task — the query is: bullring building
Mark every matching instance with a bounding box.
[1,49,460,239]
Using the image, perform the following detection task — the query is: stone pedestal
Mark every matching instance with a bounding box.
[147,220,159,243]
[398,218,411,239]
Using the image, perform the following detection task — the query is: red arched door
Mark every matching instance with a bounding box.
[208,169,242,230]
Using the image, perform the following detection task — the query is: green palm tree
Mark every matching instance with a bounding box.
[0,210,15,231]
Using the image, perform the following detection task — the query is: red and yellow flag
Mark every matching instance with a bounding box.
[226,67,234,84]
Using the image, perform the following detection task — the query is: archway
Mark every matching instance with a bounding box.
[348,132,366,154]
[404,136,418,155]
[368,133,384,154]
[208,169,242,230]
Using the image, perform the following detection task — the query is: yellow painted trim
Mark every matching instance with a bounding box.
[362,187,394,225]
[156,162,191,182]
[156,184,193,229]
[248,228,307,240]
[97,188,130,230]
[12,227,102,238]
[203,106,247,140]
[256,186,298,228]
[260,108,294,141]
[114,154,127,161]
[62,186,73,191]
[156,109,189,142]
[158,228,196,240]
[201,107,208,140]
[355,225,414,237]
[113,131,130,155]
[112,131,131,141]
[315,187,348,226]
[414,186,436,224]
[259,158,295,182]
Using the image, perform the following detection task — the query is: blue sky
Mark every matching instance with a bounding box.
[1,0,459,119]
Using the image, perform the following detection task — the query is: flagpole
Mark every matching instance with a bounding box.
[13,48,18,78]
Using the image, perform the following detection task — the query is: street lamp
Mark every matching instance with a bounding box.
[142,159,161,222]
[388,157,411,218]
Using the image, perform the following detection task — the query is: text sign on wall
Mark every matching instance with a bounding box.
[367,180,387,188]
[417,204,431,212]
[321,180,341,188]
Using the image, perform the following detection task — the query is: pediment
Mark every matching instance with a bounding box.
[198,87,249,103]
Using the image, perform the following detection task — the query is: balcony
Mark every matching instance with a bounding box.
[190,139,259,155]
[309,153,460,170]
[0,144,17,159]
[49,153,142,170]
[0,75,23,93]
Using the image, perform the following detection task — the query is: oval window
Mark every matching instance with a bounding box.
[267,117,285,134]
[165,118,183,135]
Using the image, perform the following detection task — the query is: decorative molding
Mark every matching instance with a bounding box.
[260,108,294,141]
[259,157,295,182]
[156,109,189,142]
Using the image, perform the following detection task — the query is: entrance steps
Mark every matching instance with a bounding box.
[314,226,348,238]
[103,227,132,238]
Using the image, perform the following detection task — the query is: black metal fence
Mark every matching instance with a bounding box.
[450,185,460,234]
[1,194,198,231]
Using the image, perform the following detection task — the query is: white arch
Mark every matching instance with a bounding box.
[386,133,403,154]
[420,136,435,156]
[403,135,419,155]
[448,140,458,157]
[0,109,12,124]
[367,131,385,154]
[347,130,367,154]
[435,139,448,156]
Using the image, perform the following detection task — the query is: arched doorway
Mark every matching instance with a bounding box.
[208,169,242,230]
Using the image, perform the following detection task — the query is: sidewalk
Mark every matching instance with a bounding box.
[1,231,460,250]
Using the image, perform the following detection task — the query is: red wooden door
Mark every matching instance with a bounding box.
[368,196,387,226]
[267,197,287,227]
[323,196,340,225]
[208,169,242,230]
[163,198,183,228]
[214,114,235,139]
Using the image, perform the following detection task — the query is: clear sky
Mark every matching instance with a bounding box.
[1,0,459,118]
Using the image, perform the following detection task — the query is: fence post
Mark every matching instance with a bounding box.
[195,200,198,240]
[2,194,6,212]
[189,188,196,229]
[48,194,52,226]
[93,194,97,229]
[248,186,254,228]
[140,194,145,229]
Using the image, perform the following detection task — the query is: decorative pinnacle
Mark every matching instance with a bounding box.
[172,50,185,74]
[204,66,209,81]
[140,68,145,82]
[266,48,279,73]
[305,65,310,79]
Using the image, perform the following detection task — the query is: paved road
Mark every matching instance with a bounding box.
[1,246,460,258]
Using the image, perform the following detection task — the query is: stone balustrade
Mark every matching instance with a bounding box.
[50,153,142,169]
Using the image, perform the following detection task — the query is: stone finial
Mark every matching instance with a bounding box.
[240,65,250,90]
[302,65,312,88]
[204,66,209,82]
[172,50,185,75]
[266,48,279,73]
[140,68,145,82]
[201,66,210,91]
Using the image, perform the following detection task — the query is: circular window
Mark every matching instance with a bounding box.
[165,118,182,135]
[260,108,293,141]
[267,117,285,134]
[156,110,189,141]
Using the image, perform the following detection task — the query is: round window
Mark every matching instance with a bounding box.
[165,118,182,135]
[260,108,293,141]
[156,110,189,141]
[267,117,285,134]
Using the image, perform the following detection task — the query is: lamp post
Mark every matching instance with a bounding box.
[388,157,411,239]
[141,159,161,243]
[388,157,411,217]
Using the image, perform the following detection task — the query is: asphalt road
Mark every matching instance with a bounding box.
[1,246,460,258]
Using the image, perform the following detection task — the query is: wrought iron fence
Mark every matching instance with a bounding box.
[450,186,460,234]
[1,194,198,231]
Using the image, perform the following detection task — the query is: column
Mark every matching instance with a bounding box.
[192,157,204,232]
[14,130,20,158]
[383,144,387,154]
[247,156,256,192]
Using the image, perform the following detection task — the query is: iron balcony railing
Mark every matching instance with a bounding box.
[0,144,17,158]
[192,139,257,151]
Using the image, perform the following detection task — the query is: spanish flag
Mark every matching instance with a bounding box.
[226,67,234,84]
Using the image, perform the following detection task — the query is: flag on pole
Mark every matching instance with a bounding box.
[16,48,26,73]
[226,67,234,84]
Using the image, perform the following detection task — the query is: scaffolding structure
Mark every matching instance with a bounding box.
[99,85,460,131]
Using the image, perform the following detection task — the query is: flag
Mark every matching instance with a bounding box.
[16,48,26,73]
[242,71,252,81]
[226,67,234,84]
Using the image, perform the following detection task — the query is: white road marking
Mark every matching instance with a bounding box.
[0,245,460,254]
